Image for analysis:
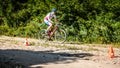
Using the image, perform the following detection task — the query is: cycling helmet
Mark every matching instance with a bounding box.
[52,8,57,12]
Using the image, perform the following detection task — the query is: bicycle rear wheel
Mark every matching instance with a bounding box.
[38,29,48,44]
[54,29,66,43]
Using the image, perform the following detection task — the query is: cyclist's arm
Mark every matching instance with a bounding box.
[48,17,53,23]
[54,15,59,23]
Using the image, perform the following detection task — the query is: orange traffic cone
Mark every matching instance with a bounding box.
[108,45,115,58]
[25,38,29,46]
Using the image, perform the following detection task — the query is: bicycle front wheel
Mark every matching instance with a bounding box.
[54,29,66,43]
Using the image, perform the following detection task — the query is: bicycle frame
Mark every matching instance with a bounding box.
[49,25,59,37]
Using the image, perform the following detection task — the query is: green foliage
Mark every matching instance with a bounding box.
[0,0,120,44]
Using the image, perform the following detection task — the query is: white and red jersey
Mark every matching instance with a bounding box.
[44,12,56,21]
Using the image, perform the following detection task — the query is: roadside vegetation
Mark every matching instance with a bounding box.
[0,0,120,45]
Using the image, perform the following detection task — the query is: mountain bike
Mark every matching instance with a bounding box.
[38,23,66,44]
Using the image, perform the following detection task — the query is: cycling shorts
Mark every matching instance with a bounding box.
[44,19,50,26]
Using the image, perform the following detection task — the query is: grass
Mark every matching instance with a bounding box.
[0,37,99,52]
[41,42,99,52]
[112,43,120,48]
[43,43,80,50]
[1,36,118,52]
[0,38,17,44]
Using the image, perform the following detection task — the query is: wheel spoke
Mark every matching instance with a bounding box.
[38,29,48,44]
[55,29,66,43]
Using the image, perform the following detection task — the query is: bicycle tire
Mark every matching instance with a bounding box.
[38,29,48,44]
[54,29,66,43]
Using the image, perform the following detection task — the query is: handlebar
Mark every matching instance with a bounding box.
[55,23,62,27]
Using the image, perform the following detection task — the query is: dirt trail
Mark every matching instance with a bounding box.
[0,36,120,68]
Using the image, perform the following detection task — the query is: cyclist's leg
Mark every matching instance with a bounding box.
[44,20,52,36]
[47,22,52,33]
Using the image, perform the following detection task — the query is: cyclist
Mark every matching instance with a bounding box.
[44,8,58,36]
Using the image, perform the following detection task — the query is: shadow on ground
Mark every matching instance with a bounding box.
[0,49,94,68]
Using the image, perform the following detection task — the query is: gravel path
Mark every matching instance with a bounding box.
[0,36,120,68]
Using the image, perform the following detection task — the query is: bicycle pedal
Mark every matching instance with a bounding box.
[49,38,53,41]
